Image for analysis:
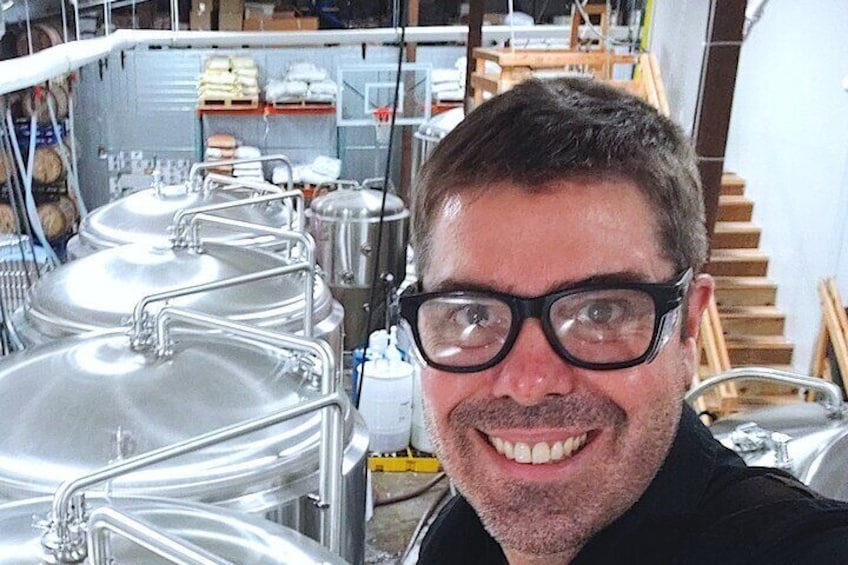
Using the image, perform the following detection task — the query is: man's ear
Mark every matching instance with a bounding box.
[681,273,715,386]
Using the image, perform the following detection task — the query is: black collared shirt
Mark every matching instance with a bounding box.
[417,406,848,564]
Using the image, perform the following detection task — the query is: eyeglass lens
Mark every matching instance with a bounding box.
[416,288,659,368]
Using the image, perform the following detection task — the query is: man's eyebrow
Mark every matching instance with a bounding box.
[426,271,657,295]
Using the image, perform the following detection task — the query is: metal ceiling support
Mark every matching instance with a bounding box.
[464,0,485,113]
[692,0,745,241]
[0,25,602,96]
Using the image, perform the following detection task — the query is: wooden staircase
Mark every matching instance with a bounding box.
[703,173,795,396]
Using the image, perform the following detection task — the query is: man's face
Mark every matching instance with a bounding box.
[419,178,712,561]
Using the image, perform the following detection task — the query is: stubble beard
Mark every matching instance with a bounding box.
[424,389,682,558]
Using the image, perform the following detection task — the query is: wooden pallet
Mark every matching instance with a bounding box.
[270,99,334,109]
[197,96,260,110]
[470,49,669,116]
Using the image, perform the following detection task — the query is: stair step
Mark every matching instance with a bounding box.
[712,221,761,249]
[713,276,777,307]
[705,250,769,277]
[721,173,746,196]
[718,306,786,336]
[717,195,754,222]
[725,336,794,366]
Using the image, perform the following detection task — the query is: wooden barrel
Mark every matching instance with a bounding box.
[37,195,77,240]
[33,144,66,186]
[16,22,63,57]
[23,83,70,124]
[0,204,17,234]
[0,152,8,185]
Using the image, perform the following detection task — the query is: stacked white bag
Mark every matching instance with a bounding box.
[265,61,337,104]
[198,56,260,101]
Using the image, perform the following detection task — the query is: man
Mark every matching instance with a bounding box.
[398,78,848,564]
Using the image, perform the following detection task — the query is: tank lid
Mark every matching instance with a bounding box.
[24,242,332,336]
[0,496,346,564]
[309,187,408,220]
[0,330,339,499]
[78,185,291,250]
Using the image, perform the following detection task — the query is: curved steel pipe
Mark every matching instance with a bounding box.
[187,213,316,336]
[129,260,312,343]
[87,506,230,565]
[685,366,845,416]
[170,189,305,246]
[50,376,345,559]
[188,154,295,193]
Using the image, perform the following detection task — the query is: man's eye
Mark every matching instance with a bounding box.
[454,303,492,326]
[577,300,627,325]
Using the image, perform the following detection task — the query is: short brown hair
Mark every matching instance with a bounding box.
[411,77,707,279]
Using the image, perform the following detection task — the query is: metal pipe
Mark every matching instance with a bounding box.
[198,174,292,233]
[129,261,311,343]
[685,367,845,416]
[201,172,284,195]
[188,154,294,192]
[87,506,230,565]
[187,213,315,336]
[51,383,345,557]
[153,307,341,552]
[170,0,179,32]
[170,189,304,251]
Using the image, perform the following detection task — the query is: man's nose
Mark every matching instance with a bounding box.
[490,320,576,405]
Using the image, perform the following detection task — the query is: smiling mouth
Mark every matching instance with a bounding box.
[487,433,589,464]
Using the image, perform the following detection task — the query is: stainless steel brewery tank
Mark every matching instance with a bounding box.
[0,372,349,564]
[411,107,465,185]
[67,156,298,260]
[0,309,368,564]
[0,497,347,564]
[13,189,344,358]
[687,367,848,500]
[308,183,410,349]
[11,241,343,354]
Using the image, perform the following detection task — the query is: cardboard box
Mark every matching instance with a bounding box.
[190,0,215,30]
[244,1,275,20]
[219,10,244,31]
[242,16,319,31]
[219,0,244,14]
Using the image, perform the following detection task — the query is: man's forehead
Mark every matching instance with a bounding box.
[422,179,669,295]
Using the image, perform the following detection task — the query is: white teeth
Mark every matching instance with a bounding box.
[564,436,575,457]
[503,440,514,459]
[531,442,550,464]
[550,441,564,461]
[488,433,589,465]
[492,436,504,454]
[514,442,532,463]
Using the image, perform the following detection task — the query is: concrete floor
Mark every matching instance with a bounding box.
[365,471,450,564]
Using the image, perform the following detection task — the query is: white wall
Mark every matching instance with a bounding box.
[647,0,712,135]
[724,0,848,372]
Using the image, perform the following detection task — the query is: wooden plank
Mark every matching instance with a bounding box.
[711,221,761,249]
[724,336,794,365]
[825,278,848,383]
[713,276,777,307]
[721,172,746,195]
[717,194,754,222]
[719,306,785,336]
[472,48,636,69]
[705,249,769,277]
[646,52,670,116]
[639,53,660,113]
[810,316,830,380]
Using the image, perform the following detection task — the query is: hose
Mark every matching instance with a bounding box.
[374,471,446,507]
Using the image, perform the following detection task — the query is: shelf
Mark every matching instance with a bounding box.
[197,102,336,117]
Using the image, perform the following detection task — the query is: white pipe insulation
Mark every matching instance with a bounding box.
[0,25,592,96]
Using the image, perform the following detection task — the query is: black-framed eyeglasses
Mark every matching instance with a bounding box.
[398,269,693,373]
